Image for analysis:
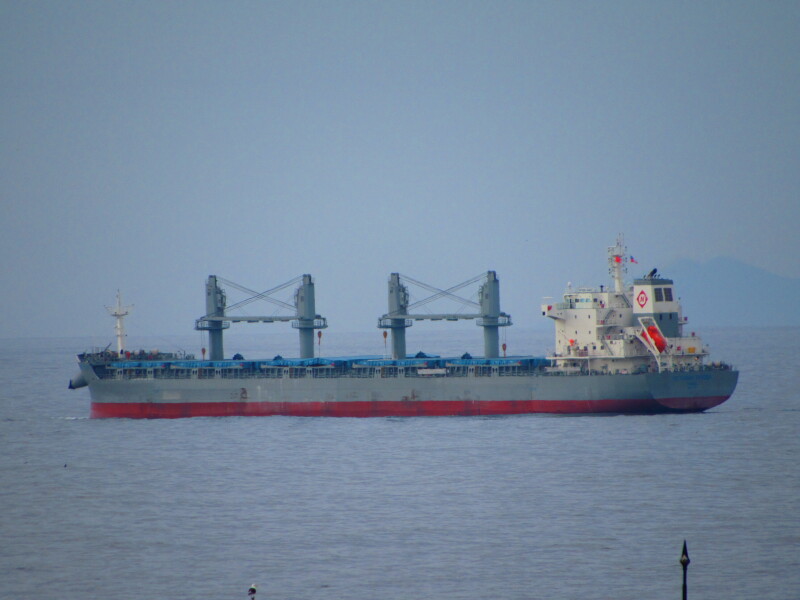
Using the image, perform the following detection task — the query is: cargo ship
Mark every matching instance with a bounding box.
[69,237,738,418]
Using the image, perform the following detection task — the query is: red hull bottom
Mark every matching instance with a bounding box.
[90,397,729,418]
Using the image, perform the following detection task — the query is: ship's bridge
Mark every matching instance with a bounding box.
[632,276,683,337]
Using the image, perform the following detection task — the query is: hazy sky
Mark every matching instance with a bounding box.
[2,1,798,341]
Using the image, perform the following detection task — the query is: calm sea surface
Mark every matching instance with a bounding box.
[1,327,798,600]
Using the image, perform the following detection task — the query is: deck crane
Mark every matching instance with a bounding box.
[378,271,512,360]
[195,274,327,360]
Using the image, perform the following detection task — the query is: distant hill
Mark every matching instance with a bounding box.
[663,257,800,327]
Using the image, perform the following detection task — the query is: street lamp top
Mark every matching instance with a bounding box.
[680,540,691,567]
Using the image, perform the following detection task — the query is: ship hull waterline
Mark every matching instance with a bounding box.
[85,369,738,419]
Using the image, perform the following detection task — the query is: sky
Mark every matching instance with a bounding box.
[2,1,798,342]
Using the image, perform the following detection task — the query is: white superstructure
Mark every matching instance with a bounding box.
[541,235,707,374]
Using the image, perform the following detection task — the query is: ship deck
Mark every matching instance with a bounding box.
[83,353,733,382]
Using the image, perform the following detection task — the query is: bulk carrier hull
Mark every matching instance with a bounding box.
[80,362,738,419]
[71,237,739,418]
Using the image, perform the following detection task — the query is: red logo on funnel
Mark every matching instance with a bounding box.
[637,290,648,308]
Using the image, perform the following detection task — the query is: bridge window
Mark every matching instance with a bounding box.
[655,288,664,302]
[664,288,673,301]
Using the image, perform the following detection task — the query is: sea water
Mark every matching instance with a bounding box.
[1,327,798,600]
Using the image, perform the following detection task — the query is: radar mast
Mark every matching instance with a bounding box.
[106,291,133,354]
[608,234,628,293]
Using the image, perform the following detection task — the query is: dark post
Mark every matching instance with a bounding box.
[680,540,690,600]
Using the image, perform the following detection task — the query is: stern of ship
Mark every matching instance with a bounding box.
[646,367,739,412]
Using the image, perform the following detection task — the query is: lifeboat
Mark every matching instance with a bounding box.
[645,325,667,353]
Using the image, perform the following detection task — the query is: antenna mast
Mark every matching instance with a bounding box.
[608,234,628,293]
[106,291,133,354]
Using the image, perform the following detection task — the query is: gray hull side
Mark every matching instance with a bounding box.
[83,367,737,416]
[646,369,739,410]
